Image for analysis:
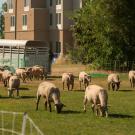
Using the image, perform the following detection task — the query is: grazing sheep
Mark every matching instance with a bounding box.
[8,75,20,97]
[36,81,65,113]
[79,71,91,90]
[129,70,135,88]
[32,65,47,80]
[2,70,13,87]
[83,84,108,117]
[62,73,74,91]
[107,73,120,91]
[16,68,27,83]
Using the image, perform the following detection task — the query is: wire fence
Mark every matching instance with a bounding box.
[101,60,135,72]
[0,111,44,135]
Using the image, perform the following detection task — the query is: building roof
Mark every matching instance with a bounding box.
[0,39,48,48]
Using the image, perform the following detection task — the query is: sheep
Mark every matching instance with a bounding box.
[36,81,65,113]
[129,70,135,88]
[2,70,13,87]
[107,73,120,91]
[16,68,27,83]
[8,75,20,97]
[79,71,91,90]
[32,65,47,80]
[83,84,108,117]
[62,73,74,91]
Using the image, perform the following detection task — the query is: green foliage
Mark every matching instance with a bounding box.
[71,0,135,65]
[0,2,7,39]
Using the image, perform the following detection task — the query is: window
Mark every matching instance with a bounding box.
[10,16,15,27]
[22,15,27,26]
[56,0,61,5]
[56,13,61,25]
[56,42,61,53]
[50,0,52,6]
[8,0,13,9]
[49,14,53,26]
[24,0,29,7]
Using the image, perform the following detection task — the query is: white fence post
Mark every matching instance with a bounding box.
[21,112,27,135]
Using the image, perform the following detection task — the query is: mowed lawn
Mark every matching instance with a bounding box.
[0,73,135,135]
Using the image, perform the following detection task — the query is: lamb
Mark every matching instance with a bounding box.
[79,71,91,90]
[107,73,120,91]
[2,70,13,87]
[36,81,65,113]
[128,70,135,88]
[62,73,74,91]
[16,68,27,83]
[8,75,20,97]
[83,84,108,117]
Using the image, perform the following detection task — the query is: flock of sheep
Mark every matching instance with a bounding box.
[0,66,135,118]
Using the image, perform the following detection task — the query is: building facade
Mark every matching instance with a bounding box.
[4,0,82,57]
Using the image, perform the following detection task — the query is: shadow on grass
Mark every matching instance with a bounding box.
[109,113,134,118]
[61,110,82,114]
[74,90,85,92]
[119,89,135,92]
[19,87,29,91]
[21,96,36,99]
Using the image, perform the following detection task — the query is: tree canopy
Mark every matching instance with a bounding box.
[71,0,135,65]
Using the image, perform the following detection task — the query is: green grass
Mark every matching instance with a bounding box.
[0,74,135,135]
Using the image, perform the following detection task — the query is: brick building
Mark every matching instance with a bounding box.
[4,0,82,57]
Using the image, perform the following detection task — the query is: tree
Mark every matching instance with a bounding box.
[0,2,7,39]
[71,0,135,66]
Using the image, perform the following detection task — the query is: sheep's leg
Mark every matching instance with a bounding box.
[36,95,41,110]
[83,97,87,112]
[91,104,95,113]
[67,83,69,91]
[108,83,110,90]
[71,82,74,90]
[44,99,47,110]
[63,82,64,90]
[48,101,52,112]
[16,89,19,97]
[112,83,115,91]
[80,81,81,90]
[130,79,132,88]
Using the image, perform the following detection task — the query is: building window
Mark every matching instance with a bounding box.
[56,13,61,25]
[24,0,29,7]
[50,0,52,6]
[56,42,61,53]
[8,0,13,9]
[22,15,27,26]
[56,0,61,5]
[49,14,53,26]
[10,16,15,27]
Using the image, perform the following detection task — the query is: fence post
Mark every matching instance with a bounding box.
[21,112,27,135]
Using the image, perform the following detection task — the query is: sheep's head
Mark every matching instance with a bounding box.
[97,104,108,117]
[55,103,65,113]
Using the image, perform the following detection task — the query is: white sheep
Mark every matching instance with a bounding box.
[8,75,20,97]
[79,71,91,90]
[36,81,65,113]
[128,70,135,88]
[2,70,13,87]
[62,73,74,91]
[16,68,27,83]
[83,84,108,117]
[107,73,120,91]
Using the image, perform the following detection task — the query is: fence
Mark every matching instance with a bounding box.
[0,111,44,135]
[99,61,135,72]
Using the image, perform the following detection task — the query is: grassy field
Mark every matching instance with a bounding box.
[0,73,135,135]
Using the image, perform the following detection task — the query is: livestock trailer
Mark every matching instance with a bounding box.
[0,39,50,72]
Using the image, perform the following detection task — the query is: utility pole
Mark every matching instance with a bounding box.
[15,0,17,39]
